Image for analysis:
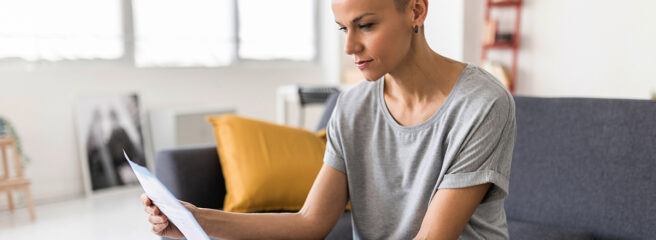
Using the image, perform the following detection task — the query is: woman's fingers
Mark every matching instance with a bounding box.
[148,211,170,235]
[141,193,151,206]
[141,193,163,217]
[149,214,168,224]
[142,193,180,237]
[152,222,169,233]
[144,204,160,215]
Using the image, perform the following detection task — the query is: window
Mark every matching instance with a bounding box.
[0,0,123,61]
[237,0,316,61]
[132,0,235,67]
[135,0,317,66]
[0,0,318,67]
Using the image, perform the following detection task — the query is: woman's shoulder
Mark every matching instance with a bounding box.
[445,64,515,121]
[333,79,380,115]
[339,78,378,100]
[454,64,514,107]
[462,64,511,98]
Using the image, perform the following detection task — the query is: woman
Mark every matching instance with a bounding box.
[142,0,516,239]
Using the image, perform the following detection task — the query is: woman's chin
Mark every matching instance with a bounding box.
[361,70,384,82]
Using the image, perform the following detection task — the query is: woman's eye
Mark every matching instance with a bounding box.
[359,23,374,29]
[337,23,374,33]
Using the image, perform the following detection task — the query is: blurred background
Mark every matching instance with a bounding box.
[0,0,654,239]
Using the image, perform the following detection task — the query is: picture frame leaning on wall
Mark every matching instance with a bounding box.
[74,92,148,196]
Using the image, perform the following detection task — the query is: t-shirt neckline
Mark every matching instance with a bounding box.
[377,63,472,132]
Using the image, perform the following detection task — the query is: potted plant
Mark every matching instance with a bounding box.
[0,118,5,136]
[0,115,30,168]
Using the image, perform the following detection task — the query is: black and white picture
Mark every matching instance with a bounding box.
[75,93,146,194]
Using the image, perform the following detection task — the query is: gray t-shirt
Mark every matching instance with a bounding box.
[323,63,516,239]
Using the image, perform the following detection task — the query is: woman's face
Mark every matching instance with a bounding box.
[332,0,413,81]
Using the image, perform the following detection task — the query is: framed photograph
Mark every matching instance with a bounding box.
[75,93,147,195]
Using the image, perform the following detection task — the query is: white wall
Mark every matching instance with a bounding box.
[320,0,342,84]
[0,62,324,208]
[463,0,485,65]
[464,0,656,99]
[425,0,464,61]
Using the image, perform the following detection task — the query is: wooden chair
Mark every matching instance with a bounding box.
[0,136,35,221]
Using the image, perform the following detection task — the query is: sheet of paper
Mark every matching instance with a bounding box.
[124,150,210,240]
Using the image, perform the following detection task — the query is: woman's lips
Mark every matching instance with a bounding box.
[356,59,373,70]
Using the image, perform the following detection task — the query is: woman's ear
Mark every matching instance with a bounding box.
[410,0,428,28]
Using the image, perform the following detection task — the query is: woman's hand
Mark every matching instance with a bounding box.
[141,193,198,239]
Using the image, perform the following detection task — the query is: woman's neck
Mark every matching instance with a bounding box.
[384,37,464,108]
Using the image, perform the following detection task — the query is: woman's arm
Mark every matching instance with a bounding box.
[413,183,491,240]
[144,163,349,239]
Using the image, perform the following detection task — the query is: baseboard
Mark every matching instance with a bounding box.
[0,190,84,212]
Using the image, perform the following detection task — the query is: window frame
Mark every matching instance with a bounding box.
[0,0,321,69]
[233,0,320,63]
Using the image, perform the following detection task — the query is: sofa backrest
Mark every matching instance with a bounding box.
[316,91,341,131]
[506,96,656,239]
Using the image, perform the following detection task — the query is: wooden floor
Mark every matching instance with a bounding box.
[0,186,160,240]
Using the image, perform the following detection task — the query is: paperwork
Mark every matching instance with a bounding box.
[124,150,210,240]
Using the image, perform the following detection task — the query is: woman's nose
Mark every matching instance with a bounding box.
[344,32,363,55]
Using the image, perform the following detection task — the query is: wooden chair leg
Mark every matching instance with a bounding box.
[7,190,14,213]
[24,187,36,221]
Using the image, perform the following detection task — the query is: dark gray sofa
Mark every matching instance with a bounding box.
[505,97,655,240]
[156,96,656,239]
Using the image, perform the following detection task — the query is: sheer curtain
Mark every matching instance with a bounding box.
[132,0,235,67]
[0,0,317,65]
[0,0,123,61]
[237,0,316,61]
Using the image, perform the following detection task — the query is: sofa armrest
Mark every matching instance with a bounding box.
[155,144,226,210]
[155,144,352,240]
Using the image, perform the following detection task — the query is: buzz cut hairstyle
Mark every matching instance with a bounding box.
[393,0,410,11]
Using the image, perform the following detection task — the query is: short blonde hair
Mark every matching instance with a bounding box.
[393,0,410,11]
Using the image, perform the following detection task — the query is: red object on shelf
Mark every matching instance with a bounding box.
[483,42,516,49]
[489,0,522,7]
[481,0,522,94]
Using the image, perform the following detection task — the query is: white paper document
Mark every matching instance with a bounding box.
[124,150,211,240]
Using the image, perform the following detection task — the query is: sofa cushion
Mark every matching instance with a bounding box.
[207,115,329,212]
[508,219,594,240]
[506,97,656,239]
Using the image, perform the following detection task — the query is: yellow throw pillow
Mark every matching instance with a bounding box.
[207,115,338,213]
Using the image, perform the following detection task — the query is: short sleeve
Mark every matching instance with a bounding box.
[323,95,347,174]
[439,95,516,203]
